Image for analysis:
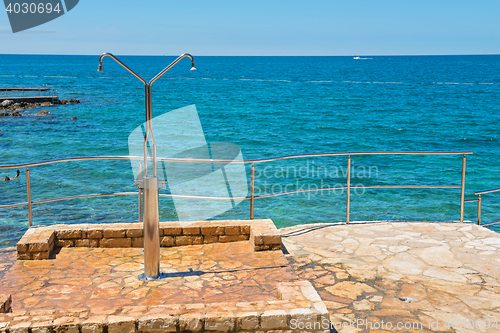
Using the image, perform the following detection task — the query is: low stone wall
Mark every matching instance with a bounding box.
[17,219,282,260]
[0,295,11,314]
[16,228,55,260]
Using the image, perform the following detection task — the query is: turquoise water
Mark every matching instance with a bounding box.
[1,55,500,247]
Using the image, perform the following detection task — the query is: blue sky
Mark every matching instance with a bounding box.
[1,0,499,55]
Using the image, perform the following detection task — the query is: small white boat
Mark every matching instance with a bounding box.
[353,56,361,59]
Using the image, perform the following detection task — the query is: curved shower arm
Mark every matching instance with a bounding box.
[148,53,195,87]
[97,52,196,179]
[99,53,148,86]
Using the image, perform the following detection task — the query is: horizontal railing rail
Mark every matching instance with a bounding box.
[0,156,143,169]
[0,192,140,209]
[0,151,473,169]
[0,151,473,227]
[474,187,500,196]
[466,187,500,226]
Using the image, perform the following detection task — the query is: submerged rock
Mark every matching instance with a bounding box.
[69,117,77,120]
[57,99,81,105]
[11,111,21,117]
[36,110,50,116]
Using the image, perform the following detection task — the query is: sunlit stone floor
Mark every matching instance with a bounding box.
[282,222,500,333]
[0,241,297,330]
[2,221,500,332]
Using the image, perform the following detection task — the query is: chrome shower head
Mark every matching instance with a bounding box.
[189,57,196,71]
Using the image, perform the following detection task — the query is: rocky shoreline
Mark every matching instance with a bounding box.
[0,98,80,117]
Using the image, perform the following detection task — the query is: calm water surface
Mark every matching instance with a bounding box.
[1,55,499,247]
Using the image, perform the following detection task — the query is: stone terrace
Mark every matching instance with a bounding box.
[0,220,329,332]
[281,222,500,333]
[2,220,500,332]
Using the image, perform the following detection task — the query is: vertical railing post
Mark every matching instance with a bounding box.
[477,195,482,226]
[346,155,351,224]
[138,161,143,223]
[460,154,466,223]
[138,190,143,223]
[26,167,33,227]
[250,163,255,220]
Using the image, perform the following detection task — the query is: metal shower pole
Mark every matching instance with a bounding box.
[98,53,196,280]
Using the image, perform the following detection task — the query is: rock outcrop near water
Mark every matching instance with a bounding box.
[57,99,80,105]
[0,111,21,117]
[1,100,14,108]
[35,110,50,116]
[0,99,80,117]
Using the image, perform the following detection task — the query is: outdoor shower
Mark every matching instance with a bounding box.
[98,53,196,280]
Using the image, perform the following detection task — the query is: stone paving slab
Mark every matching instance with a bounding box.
[0,248,15,281]
[281,222,500,333]
[0,248,14,315]
[0,294,10,314]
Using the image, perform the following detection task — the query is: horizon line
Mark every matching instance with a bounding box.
[1,53,499,57]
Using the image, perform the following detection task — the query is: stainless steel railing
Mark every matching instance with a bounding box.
[465,187,500,226]
[0,151,473,227]
[0,156,145,227]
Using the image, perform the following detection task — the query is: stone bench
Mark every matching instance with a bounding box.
[17,219,282,260]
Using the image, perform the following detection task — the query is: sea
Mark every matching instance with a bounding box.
[1,54,499,247]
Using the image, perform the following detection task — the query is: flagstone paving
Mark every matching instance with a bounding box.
[0,241,305,331]
[1,241,295,308]
[2,221,500,332]
[281,222,500,333]
[0,248,15,281]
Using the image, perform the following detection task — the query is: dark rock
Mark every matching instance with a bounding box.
[0,112,11,117]
[11,111,21,117]
[58,99,80,105]
[1,100,14,107]
[36,110,50,116]
[69,117,77,120]
[12,103,24,111]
